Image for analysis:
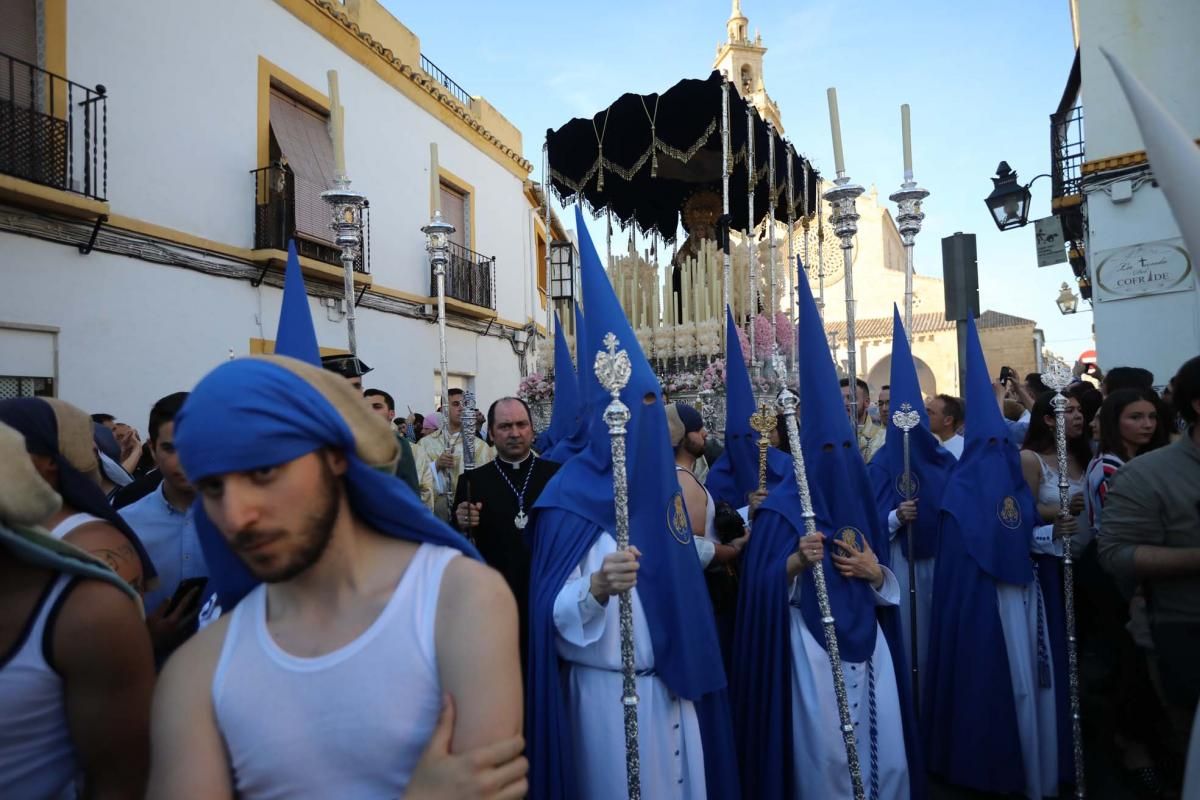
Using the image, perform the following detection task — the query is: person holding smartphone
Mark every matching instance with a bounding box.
[122,392,209,659]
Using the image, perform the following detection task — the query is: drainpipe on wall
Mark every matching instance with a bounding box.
[1033,328,1045,372]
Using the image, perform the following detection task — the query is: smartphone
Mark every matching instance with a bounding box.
[165,577,208,616]
[998,366,1017,385]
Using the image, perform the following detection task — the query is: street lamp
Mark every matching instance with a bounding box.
[1056,281,1080,315]
[549,240,575,302]
[985,161,1033,231]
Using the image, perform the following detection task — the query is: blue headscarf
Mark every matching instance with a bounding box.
[703,306,791,508]
[534,315,580,456]
[732,278,923,799]
[274,240,321,365]
[0,398,157,589]
[866,306,956,559]
[174,356,479,615]
[526,207,737,799]
[923,315,1038,794]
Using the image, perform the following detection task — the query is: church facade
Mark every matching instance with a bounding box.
[716,2,1041,398]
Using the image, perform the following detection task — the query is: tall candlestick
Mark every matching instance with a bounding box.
[901,104,913,181]
[429,142,440,215]
[827,87,845,175]
[327,71,345,177]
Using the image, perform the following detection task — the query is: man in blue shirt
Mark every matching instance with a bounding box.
[122,392,207,657]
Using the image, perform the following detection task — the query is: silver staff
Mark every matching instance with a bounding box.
[721,78,732,345]
[774,353,864,799]
[823,174,864,436]
[321,176,367,355]
[889,174,929,340]
[891,402,922,711]
[767,123,779,365]
[595,332,641,800]
[461,390,477,471]
[746,104,758,369]
[422,205,455,514]
[1042,363,1086,798]
[816,184,827,326]
[786,145,798,380]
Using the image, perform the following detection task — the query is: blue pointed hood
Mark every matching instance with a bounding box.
[534,205,724,695]
[866,306,956,559]
[704,306,790,507]
[526,207,734,799]
[938,316,1035,584]
[757,272,888,662]
[542,305,591,463]
[274,240,321,365]
[546,315,581,444]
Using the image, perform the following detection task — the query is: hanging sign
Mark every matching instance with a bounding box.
[1034,216,1067,267]
[1094,237,1193,302]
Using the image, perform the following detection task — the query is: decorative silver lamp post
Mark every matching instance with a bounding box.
[321,177,367,356]
[423,144,456,512]
[823,88,865,433]
[321,71,366,356]
[888,105,929,340]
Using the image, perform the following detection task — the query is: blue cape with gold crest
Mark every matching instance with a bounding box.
[525,208,738,799]
[731,277,923,799]
[923,316,1043,794]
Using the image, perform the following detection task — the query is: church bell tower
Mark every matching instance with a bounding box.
[713,0,784,133]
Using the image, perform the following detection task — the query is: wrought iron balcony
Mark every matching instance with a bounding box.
[252,163,370,274]
[419,55,472,108]
[1050,52,1084,203]
[0,50,107,201]
[433,241,496,311]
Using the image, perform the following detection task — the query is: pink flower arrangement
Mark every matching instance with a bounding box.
[518,372,554,402]
[701,359,727,392]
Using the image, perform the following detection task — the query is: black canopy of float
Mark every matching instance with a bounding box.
[546,71,819,243]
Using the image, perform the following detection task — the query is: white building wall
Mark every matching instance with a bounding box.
[1077,0,1200,383]
[0,233,519,426]
[2,0,541,425]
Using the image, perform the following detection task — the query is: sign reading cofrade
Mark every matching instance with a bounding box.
[1094,238,1193,302]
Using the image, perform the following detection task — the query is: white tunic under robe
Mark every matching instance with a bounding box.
[994,527,1062,799]
[886,509,934,701]
[789,567,910,799]
[553,533,707,800]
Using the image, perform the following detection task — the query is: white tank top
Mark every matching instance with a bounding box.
[0,574,80,799]
[48,513,103,541]
[676,466,717,542]
[1033,452,1085,522]
[212,543,459,800]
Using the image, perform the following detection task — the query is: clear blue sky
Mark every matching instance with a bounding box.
[386,0,1094,359]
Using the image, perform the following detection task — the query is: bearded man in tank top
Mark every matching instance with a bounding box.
[148,356,526,800]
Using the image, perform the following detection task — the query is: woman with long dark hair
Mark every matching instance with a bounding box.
[1084,387,1170,796]
[1021,390,1091,530]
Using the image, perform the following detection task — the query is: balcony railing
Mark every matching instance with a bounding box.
[419,55,471,108]
[252,164,370,274]
[0,50,107,201]
[1050,52,1084,201]
[433,241,496,311]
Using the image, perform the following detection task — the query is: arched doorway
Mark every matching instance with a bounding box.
[866,354,937,400]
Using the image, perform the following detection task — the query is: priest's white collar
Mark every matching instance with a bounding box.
[498,452,533,470]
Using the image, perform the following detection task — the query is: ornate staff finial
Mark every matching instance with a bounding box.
[749,402,777,493]
[592,331,641,799]
[891,402,920,433]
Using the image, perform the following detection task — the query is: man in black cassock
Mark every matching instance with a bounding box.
[453,396,559,675]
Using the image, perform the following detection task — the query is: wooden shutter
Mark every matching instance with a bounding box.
[0,0,38,106]
[440,183,467,249]
[269,89,337,246]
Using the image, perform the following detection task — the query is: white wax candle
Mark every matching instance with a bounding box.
[827,87,845,175]
[430,142,440,215]
[327,70,345,177]
[682,266,691,323]
[901,104,913,179]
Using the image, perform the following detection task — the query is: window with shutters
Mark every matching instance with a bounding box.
[252,74,368,274]
[439,179,469,249]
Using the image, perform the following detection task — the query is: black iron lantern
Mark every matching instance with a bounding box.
[985,161,1032,231]
[549,240,575,301]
